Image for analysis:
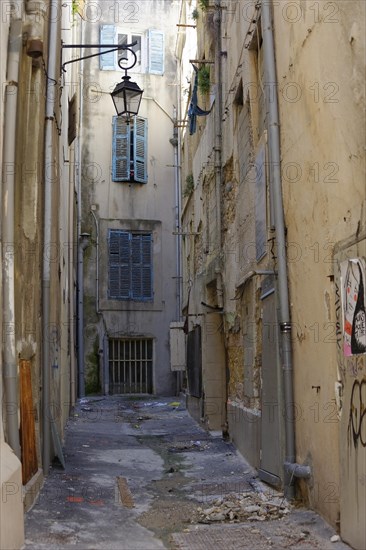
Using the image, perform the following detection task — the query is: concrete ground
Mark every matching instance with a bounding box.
[24,396,351,550]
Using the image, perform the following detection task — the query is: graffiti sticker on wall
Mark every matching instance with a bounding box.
[341,258,366,356]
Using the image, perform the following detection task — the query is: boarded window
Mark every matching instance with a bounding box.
[108,230,153,301]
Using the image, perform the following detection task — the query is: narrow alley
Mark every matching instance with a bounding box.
[25,396,349,550]
[1,1,365,549]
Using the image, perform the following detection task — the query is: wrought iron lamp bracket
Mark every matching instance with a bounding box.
[61,41,138,74]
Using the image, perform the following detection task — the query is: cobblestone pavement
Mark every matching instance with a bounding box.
[24,396,351,549]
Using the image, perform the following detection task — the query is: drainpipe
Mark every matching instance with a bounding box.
[261,1,311,498]
[90,208,106,393]
[76,19,86,398]
[42,0,59,474]
[213,1,223,253]
[90,209,99,314]
[77,233,90,398]
[24,0,46,58]
[172,106,182,321]
[172,105,182,393]
[1,20,22,459]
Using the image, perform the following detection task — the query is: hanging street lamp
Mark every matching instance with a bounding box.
[61,41,143,119]
[110,42,143,119]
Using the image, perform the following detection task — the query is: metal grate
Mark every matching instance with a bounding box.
[109,338,153,394]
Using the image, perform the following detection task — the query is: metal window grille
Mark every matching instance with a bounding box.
[109,338,153,394]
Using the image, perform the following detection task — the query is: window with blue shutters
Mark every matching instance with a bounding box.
[108,230,153,301]
[100,26,164,74]
[112,116,147,183]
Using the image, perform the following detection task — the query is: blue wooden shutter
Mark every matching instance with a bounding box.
[141,234,153,299]
[100,25,116,70]
[112,116,130,181]
[148,30,164,75]
[108,230,130,299]
[131,234,152,300]
[133,117,148,183]
[131,235,143,299]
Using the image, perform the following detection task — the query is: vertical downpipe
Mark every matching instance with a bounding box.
[214,0,223,253]
[42,0,59,475]
[76,20,85,398]
[261,1,296,499]
[173,105,182,392]
[173,106,182,321]
[1,20,22,459]
[77,238,86,398]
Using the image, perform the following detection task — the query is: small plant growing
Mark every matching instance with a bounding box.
[198,65,210,95]
[192,8,199,20]
[183,174,194,197]
[72,0,83,19]
[198,0,209,11]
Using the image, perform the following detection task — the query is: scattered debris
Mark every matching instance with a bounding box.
[331,534,341,543]
[197,491,291,524]
[168,440,209,453]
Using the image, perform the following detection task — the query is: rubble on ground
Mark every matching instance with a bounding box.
[197,491,291,523]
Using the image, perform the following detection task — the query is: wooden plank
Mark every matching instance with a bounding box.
[116,476,135,508]
[19,360,38,484]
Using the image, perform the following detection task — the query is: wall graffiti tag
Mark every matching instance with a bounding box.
[348,379,366,448]
[335,282,342,352]
[341,258,366,356]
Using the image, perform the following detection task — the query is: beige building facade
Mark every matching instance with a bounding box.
[177,1,365,548]
[78,0,181,396]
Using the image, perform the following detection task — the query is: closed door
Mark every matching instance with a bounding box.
[259,281,284,487]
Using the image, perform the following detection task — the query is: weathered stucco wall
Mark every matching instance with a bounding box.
[179,0,365,543]
[273,0,366,529]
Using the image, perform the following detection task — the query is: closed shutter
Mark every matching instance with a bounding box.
[100,25,117,70]
[131,234,152,300]
[131,234,143,299]
[148,30,164,75]
[108,231,152,301]
[141,234,153,299]
[108,230,130,299]
[133,117,148,183]
[112,116,130,181]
